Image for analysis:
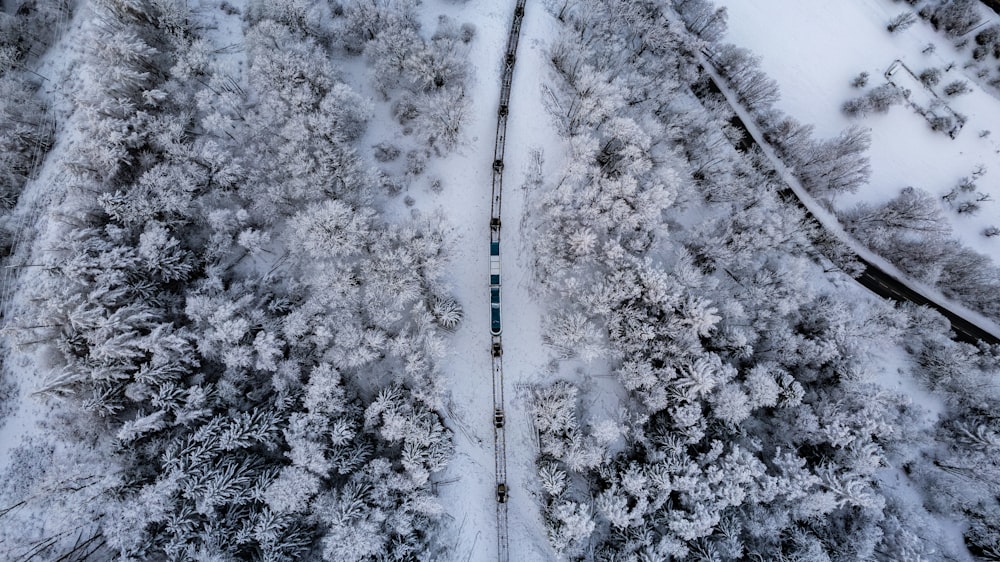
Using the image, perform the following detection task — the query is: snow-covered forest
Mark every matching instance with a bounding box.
[1,0,467,559]
[0,0,998,561]
[523,0,1000,559]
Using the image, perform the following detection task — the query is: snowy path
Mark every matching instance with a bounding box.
[423,1,523,560]
[495,2,571,560]
[487,3,527,559]
[427,0,565,558]
[696,46,1000,345]
[0,1,91,475]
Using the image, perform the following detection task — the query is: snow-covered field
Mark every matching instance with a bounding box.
[714,0,1000,260]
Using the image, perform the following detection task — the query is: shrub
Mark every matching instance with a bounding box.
[843,84,905,117]
[944,79,971,96]
[888,12,917,33]
[460,23,476,43]
[406,149,428,176]
[843,96,872,117]
[919,67,942,87]
[930,115,954,132]
[957,201,980,214]
[975,24,1000,46]
[869,83,906,112]
[373,142,401,162]
[852,71,870,88]
[430,296,463,330]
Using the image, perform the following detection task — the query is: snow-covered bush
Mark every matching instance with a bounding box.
[430,295,463,330]
[930,114,955,132]
[887,11,917,33]
[919,66,942,86]
[975,23,1000,46]
[943,78,971,96]
[931,0,982,37]
[843,83,906,117]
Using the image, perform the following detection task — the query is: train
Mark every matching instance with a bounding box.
[490,241,502,336]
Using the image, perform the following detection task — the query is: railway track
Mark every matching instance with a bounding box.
[488,1,526,560]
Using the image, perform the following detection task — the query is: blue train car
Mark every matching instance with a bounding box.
[491,289,502,336]
[490,241,501,335]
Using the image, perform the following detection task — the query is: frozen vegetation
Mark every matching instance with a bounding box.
[0,0,997,561]
[712,0,1000,323]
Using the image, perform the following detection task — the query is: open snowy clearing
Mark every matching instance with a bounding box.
[714,0,1000,262]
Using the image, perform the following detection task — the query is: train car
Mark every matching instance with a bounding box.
[490,241,501,285]
[490,241,502,335]
[491,287,502,336]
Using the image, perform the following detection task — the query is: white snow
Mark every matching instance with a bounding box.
[496,3,577,558]
[0,0,92,478]
[696,44,1000,343]
[713,0,1000,263]
[398,0,566,559]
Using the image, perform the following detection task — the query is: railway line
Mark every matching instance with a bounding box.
[488,1,526,560]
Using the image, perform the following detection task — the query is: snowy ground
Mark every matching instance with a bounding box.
[398,0,565,559]
[698,44,1000,340]
[495,3,574,558]
[714,0,1000,261]
[407,0,511,556]
[0,0,91,477]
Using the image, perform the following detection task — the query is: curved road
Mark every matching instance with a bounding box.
[694,47,1000,347]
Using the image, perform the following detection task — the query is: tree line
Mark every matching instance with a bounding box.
[0,0,471,560]
[522,0,1000,559]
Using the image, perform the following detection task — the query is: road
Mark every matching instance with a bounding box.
[488,2,526,561]
[693,45,1000,347]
